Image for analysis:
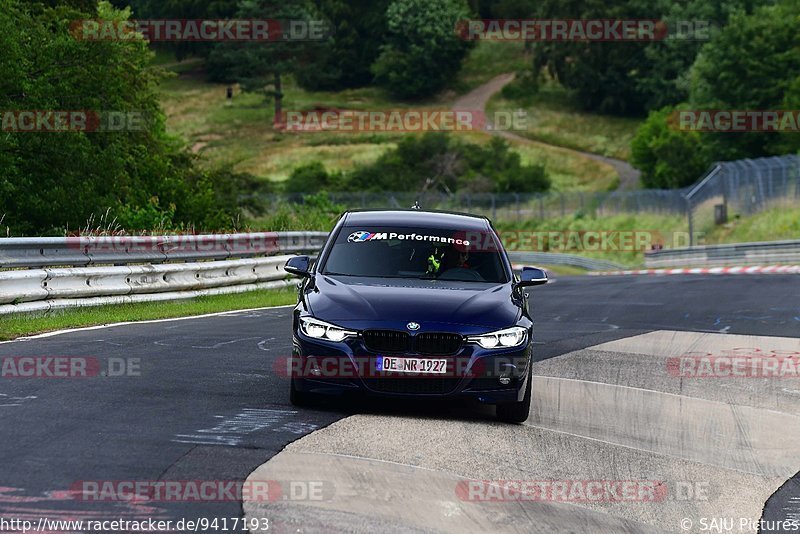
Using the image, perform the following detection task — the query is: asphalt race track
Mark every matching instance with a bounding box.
[1,275,798,533]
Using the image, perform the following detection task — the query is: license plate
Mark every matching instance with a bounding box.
[376,356,447,374]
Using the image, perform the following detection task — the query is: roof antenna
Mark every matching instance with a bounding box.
[411,200,421,210]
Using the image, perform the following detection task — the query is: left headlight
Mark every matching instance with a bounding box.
[467,326,527,349]
[299,317,357,342]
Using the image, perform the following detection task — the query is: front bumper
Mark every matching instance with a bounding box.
[290,330,532,404]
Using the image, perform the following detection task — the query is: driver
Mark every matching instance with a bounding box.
[443,247,470,270]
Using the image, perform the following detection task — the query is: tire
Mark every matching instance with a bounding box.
[290,378,315,407]
[496,363,532,424]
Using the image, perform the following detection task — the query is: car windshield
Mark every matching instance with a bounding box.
[321,226,508,283]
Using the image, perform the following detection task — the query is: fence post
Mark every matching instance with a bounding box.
[686,195,694,247]
[491,194,496,220]
[515,194,521,222]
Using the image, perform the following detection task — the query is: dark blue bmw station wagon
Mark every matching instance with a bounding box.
[284,209,547,423]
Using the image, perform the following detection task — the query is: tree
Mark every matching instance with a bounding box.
[294,0,391,90]
[206,0,321,121]
[636,0,763,111]
[527,0,765,115]
[0,0,243,234]
[107,0,238,60]
[689,0,800,158]
[528,0,656,115]
[372,0,473,99]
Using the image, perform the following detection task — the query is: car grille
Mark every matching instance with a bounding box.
[362,330,409,353]
[363,377,462,395]
[415,332,463,355]
[363,330,464,355]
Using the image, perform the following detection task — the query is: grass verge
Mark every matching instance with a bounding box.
[704,205,800,244]
[495,213,688,268]
[486,79,642,161]
[0,287,297,341]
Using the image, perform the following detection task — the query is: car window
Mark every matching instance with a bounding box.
[321,227,508,283]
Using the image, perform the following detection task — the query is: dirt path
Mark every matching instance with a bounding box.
[452,74,641,190]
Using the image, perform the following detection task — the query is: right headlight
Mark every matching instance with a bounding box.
[467,326,527,349]
[299,316,357,342]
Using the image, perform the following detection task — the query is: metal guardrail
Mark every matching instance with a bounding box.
[645,240,800,268]
[508,252,624,271]
[0,232,329,269]
[0,232,329,315]
[0,256,296,315]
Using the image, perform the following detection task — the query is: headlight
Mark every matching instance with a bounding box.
[467,326,527,349]
[299,317,357,342]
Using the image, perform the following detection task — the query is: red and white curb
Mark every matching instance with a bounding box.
[589,265,800,276]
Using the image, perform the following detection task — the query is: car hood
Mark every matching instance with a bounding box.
[306,275,520,330]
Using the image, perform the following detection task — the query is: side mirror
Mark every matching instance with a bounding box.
[516,266,548,288]
[285,255,311,278]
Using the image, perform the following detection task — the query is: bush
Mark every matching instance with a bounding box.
[283,162,343,193]
[337,133,550,194]
[630,106,712,189]
[252,192,345,231]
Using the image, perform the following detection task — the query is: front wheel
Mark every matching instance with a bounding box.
[290,378,315,407]
[496,364,532,424]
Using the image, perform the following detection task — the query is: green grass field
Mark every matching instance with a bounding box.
[0,287,297,341]
[156,44,621,191]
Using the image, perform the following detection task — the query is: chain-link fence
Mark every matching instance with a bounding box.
[686,155,800,244]
[257,189,690,221]
[254,154,800,239]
